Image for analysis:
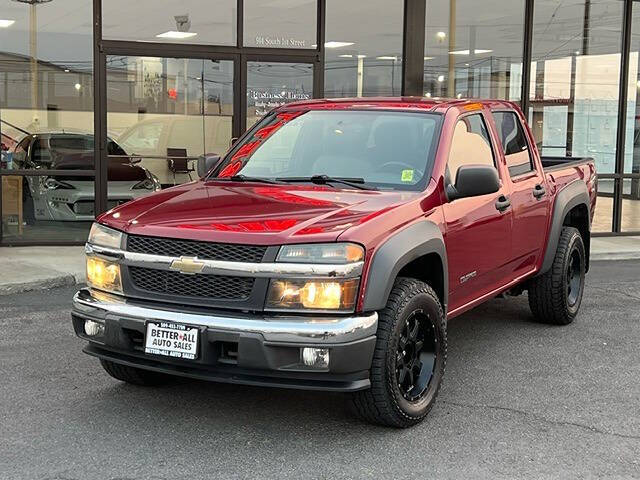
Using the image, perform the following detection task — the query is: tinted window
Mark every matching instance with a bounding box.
[447,114,495,183]
[494,111,534,177]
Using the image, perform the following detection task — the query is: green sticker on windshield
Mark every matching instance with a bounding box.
[401,169,414,182]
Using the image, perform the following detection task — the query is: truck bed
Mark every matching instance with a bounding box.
[541,156,594,172]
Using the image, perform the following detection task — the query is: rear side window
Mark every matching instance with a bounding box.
[493,111,534,177]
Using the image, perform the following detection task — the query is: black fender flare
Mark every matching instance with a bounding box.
[362,221,448,313]
[539,180,591,275]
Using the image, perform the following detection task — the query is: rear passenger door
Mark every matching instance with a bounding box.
[443,112,513,315]
[492,110,550,276]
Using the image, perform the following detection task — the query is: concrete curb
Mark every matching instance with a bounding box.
[591,252,640,261]
[0,274,79,296]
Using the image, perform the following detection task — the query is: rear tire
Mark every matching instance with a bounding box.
[100,359,171,386]
[528,226,586,325]
[350,278,447,428]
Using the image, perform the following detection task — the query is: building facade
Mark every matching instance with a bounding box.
[1,0,639,245]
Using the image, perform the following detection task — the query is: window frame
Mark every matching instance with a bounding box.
[446,111,500,186]
[491,109,538,180]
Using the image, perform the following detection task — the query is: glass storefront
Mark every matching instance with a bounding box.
[423,0,525,101]
[1,0,640,244]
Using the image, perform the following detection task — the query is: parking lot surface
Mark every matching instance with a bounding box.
[1,261,639,479]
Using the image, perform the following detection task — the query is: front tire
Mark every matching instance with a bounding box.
[528,226,586,325]
[351,278,447,428]
[100,359,171,386]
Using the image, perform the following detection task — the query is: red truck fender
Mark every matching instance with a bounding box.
[539,179,592,275]
[361,221,448,314]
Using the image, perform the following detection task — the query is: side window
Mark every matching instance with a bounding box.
[493,111,534,177]
[448,113,495,183]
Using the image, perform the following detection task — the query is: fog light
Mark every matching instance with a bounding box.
[301,347,329,368]
[84,319,105,337]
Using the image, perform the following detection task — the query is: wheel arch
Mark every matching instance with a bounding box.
[362,221,448,314]
[539,180,591,275]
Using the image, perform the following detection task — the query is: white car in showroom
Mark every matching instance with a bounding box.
[11,131,160,223]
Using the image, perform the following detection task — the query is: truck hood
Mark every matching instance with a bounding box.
[100,180,418,245]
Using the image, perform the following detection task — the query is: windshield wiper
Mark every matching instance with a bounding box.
[210,174,284,185]
[276,175,376,190]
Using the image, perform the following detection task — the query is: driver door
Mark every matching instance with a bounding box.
[443,111,513,316]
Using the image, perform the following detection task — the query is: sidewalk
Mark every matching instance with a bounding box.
[0,246,85,295]
[1,237,639,295]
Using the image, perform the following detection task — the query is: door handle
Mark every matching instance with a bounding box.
[495,195,511,212]
[533,184,546,198]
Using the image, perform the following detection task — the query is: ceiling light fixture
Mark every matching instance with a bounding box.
[424,56,435,61]
[325,41,355,48]
[0,19,15,28]
[436,31,446,39]
[449,49,493,55]
[437,75,445,82]
[156,31,198,39]
[338,54,353,58]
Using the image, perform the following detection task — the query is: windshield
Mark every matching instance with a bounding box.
[214,110,441,190]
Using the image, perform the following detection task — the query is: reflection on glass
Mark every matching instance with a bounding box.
[106,56,234,187]
[246,62,312,128]
[102,0,236,46]
[244,0,316,49]
[423,0,525,100]
[1,174,93,243]
[530,0,623,232]
[0,0,93,243]
[325,0,403,97]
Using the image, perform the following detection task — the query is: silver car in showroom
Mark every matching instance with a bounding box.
[11,132,161,223]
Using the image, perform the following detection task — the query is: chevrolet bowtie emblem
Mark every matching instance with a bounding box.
[169,256,206,275]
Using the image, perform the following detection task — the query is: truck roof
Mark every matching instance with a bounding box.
[275,96,518,113]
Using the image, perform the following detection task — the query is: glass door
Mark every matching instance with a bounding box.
[245,60,314,130]
[104,55,235,195]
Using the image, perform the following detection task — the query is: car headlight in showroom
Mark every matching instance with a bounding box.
[88,222,123,249]
[132,173,161,191]
[86,256,122,294]
[266,243,364,312]
[40,176,74,192]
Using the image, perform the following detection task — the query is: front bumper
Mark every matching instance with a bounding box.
[72,288,378,392]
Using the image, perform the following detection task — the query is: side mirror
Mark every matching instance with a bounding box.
[197,154,221,178]
[447,164,500,201]
[128,156,142,165]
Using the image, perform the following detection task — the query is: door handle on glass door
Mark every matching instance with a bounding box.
[495,195,511,212]
[533,184,546,198]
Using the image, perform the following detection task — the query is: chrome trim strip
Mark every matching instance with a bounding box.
[73,289,378,344]
[86,243,364,278]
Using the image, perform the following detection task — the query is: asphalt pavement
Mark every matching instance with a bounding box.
[1,261,639,480]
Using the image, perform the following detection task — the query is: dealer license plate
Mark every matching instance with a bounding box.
[144,322,199,360]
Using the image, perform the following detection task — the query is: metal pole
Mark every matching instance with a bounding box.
[520,0,534,114]
[447,0,456,97]
[613,0,633,232]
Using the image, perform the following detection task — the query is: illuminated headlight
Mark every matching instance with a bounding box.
[88,223,123,249]
[266,278,359,312]
[86,256,122,294]
[277,243,364,264]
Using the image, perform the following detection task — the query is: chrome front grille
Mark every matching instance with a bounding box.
[128,266,254,300]
[126,235,267,263]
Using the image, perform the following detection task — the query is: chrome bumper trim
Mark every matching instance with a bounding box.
[85,243,363,279]
[73,288,378,344]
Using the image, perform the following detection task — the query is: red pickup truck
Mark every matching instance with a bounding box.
[72,98,596,428]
